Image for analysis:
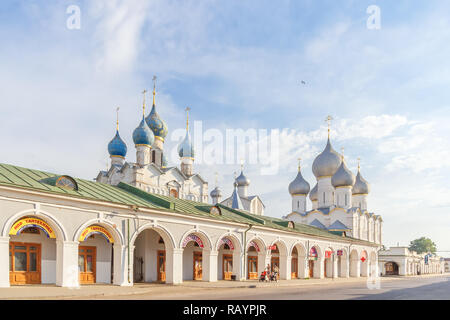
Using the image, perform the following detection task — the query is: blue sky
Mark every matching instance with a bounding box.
[0,0,449,256]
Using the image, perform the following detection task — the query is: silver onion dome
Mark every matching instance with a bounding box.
[288,169,310,195]
[235,170,250,187]
[352,170,370,195]
[312,138,342,178]
[210,186,222,198]
[331,159,355,188]
[309,182,318,201]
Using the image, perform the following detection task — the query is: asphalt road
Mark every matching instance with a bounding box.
[76,275,449,300]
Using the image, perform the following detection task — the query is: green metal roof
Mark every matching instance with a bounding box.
[0,163,376,246]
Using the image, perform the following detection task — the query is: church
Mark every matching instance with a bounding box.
[0,83,381,288]
[96,80,209,203]
[283,117,383,244]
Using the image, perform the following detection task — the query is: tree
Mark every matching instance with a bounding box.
[409,237,437,254]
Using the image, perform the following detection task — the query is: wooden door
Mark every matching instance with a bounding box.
[193,251,202,280]
[247,255,258,279]
[309,260,314,278]
[324,259,328,278]
[157,250,166,282]
[291,257,298,279]
[223,254,233,280]
[271,256,280,279]
[9,242,41,285]
[79,246,96,284]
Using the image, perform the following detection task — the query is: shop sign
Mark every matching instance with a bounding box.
[218,237,234,250]
[182,234,204,248]
[79,225,114,243]
[248,241,260,252]
[10,217,56,239]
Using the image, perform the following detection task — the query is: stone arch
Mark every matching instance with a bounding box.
[360,249,369,276]
[179,229,213,250]
[246,236,267,253]
[2,209,67,241]
[246,237,266,280]
[350,249,360,277]
[323,246,334,278]
[337,247,348,278]
[308,244,323,279]
[290,242,307,279]
[4,209,68,286]
[384,261,399,275]
[180,229,213,282]
[269,238,288,256]
[130,223,176,249]
[216,233,242,281]
[130,223,176,284]
[215,232,242,252]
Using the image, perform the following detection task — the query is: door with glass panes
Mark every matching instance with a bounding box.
[9,242,41,285]
[223,254,233,280]
[79,246,96,284]
[157,250,166,282]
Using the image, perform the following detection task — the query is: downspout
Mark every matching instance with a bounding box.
[243,224,253,280]
[306,240,310,278]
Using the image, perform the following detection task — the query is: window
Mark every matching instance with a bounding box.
[55,175,78,190]
[323,193,325,203]
[345,194,348,206]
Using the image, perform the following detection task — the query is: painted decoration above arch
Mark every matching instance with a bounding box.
[9,217,56,239]
[248,240,260,252]
[182,234,204,248]
[309,247,318,258]
[79,225,114,243]
[218,237,234,250]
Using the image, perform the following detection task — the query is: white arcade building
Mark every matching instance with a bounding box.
[0,87,381,287]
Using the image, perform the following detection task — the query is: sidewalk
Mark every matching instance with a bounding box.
[0,273,447,300]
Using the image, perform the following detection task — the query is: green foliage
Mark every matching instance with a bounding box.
[409,237,437,254]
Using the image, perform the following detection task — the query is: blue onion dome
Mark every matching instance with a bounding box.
[177,131,195,158]
[235,170,250,187]
[145,103,168,141]
[352,170,370,195]
[312,138,342,178]
[309,182,318,201]
[331,158,355,187]
[210,186,222,198]
[133,116,155,146]
[289,169,310,195]
[108,130,127,158]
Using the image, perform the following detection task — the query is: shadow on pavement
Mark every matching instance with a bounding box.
[352,276,450,300]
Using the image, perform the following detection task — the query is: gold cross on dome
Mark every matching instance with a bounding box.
[116,107,120,130]
[142,89,147,115]
[185,106,191,130]
[152,75,157,105]
[357,157,361,171]
[297,157,302,171]
[325,115,333,138]
[340,147,345,159]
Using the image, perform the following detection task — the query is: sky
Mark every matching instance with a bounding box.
[0,0,449,256]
